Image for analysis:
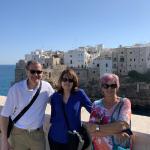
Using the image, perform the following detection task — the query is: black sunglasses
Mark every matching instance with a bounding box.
[62,78,73,83]
[102,84,117,89]
[29,70,43,75]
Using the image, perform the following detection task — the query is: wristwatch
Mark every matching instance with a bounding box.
[95,125,100,131]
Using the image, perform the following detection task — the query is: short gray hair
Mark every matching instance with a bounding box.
[26,60,42,70]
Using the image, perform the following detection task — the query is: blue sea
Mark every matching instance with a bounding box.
[0,65,15,96]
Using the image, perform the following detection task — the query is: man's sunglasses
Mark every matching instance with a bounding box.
[29,70,43,75]
[102,84,117,89]
[62,78,73,83]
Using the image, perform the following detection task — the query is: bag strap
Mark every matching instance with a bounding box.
[12,81,42,123]
[111,98,132,149]
[61,101,71,130]
[110,97,124,122]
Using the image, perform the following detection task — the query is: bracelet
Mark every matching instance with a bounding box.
[95,125,100,131]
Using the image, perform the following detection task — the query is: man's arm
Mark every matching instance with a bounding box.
[0,116,11,150]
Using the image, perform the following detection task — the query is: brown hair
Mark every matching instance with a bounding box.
[57,68,79,93]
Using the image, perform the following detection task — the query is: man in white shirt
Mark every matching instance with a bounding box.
[0,60,54,150]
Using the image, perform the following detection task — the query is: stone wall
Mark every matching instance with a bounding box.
[73,67,100,98]
[119,82,150,107]
[0,96,150,150]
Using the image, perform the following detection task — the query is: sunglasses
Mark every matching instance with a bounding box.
[102,84,117,89]
[29,70,43,75]
[62,78,73,83]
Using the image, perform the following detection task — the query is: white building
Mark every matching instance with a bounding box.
[24,49,62,68]
[88,49,112,77]
[112,44,150,75]
[99,57,112,77]
[112,46,128,75]
[88,56,101,68]
[64,48,91,68]
[25,49,45,63]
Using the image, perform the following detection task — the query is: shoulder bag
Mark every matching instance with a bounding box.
[61,101,92,150]
[7,81,42,138]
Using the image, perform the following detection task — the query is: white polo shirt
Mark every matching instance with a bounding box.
[1,80,54,130]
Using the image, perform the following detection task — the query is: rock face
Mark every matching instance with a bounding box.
[15,60,27,83]
[15,61,150,107]
[119,82,150,106]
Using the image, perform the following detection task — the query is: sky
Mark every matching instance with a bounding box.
[0,0,150,64]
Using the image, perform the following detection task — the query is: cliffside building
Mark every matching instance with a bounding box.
[112,44,150,75]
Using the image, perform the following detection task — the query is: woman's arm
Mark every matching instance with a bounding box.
[80,89,92,113]
[84,120,129,137]
[86,98,131,137]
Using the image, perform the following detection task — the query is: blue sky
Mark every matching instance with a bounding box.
[0,0,150,64]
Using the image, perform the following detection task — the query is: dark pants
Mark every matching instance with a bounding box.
[48,138,69,150]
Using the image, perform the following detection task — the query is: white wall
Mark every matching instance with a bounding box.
[64,49,90,68]
[100,59,112,77]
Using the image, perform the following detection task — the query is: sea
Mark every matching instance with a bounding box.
[0,65,15,96]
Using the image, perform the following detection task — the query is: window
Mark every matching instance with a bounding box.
[97,64,99,67]
[106,63,108,67]
[120,57,124,62]
[113,57,117,61]
[70,60,72,64]
[113,64,116,68]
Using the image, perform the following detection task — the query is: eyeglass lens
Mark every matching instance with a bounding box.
[62,78,73,82]
[102,84,117,89]
[30,70,43,74]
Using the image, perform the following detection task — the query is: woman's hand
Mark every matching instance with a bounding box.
[83,122,97,133]
[115,132,130,144]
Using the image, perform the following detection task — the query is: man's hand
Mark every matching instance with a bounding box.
[0,116,13,150]
[1,136,13,150]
